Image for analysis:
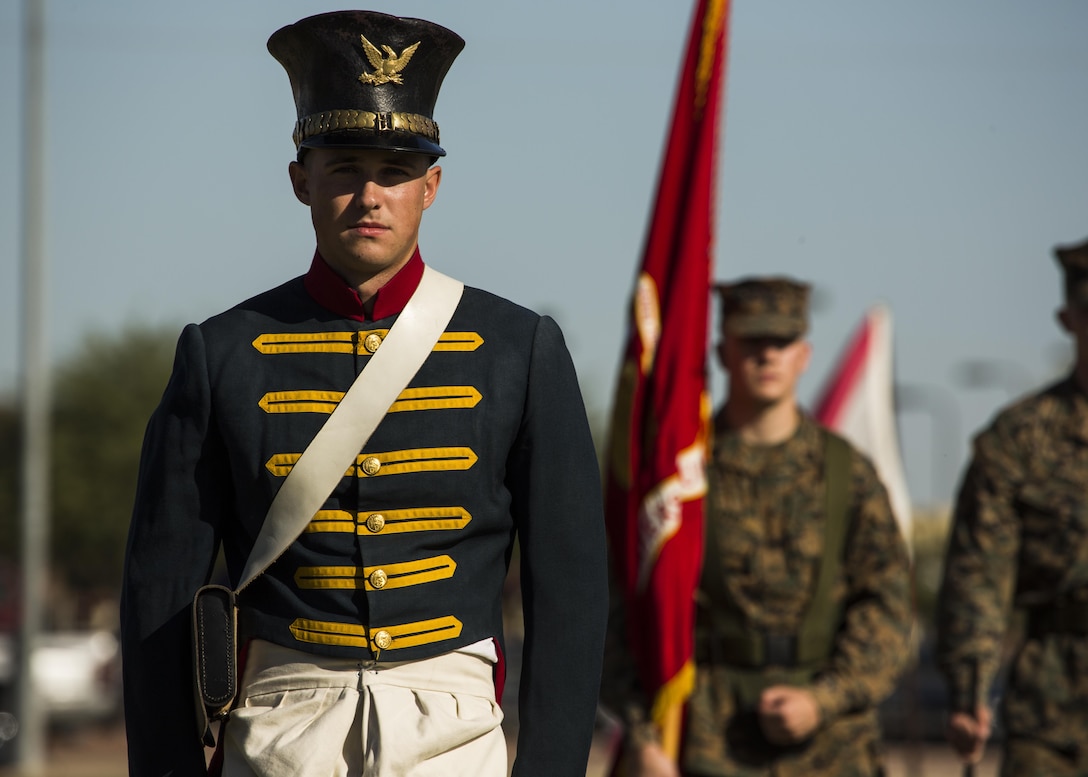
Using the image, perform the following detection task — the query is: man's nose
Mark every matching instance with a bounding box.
[355,179,381,208]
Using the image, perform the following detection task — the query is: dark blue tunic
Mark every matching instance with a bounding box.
[121,270,608,777]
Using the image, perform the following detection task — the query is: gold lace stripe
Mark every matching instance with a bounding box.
[266,447,478,478]
[289,618,368,648]
[289,616,463,651]
[294,566,365,589]
[358,447,478,476]
[391,386,482,412]
[306,510,356,533]
[293,110,440,149]
[259,386,482,415]
[376,616,463,651]
[305,507,473,534]
[252,331,371,354]
[433,332,484,352]
[265,453,355,478]
[259,390,344,414]
[294,556,456,591]
[251,331,482,354]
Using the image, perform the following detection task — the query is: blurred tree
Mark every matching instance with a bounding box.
[47,326,178,597]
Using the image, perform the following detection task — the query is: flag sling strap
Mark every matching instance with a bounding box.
[237,265,464,591]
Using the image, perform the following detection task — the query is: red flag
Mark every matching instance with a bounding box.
[604,0,730,756]
[813,304,913,543]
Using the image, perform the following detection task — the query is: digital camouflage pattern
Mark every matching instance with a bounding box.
[937,375,1088,776]
[602,414,913,777]
[714,278,811,339]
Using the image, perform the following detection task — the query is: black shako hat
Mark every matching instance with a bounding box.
[268,11,464,156]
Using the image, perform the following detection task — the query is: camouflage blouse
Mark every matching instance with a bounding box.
[602,413,913,776]
[698,413,912,717]
[937,375,1088,754]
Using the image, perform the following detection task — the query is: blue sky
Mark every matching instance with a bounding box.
[1,0,1086,508]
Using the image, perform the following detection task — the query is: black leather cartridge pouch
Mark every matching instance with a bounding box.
[192,584,238,746]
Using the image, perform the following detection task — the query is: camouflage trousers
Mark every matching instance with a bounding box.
[998,634,1088,776]
[681,665,884,777]
[1001,737,1088,777]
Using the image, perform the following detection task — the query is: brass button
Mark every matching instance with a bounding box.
[365,513,386,533]
[363,333,383,353]
[369,569,388,589]
[373,630,392,650]
[361,456,381,476]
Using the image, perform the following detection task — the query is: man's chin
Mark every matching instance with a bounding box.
[749,386,787,406]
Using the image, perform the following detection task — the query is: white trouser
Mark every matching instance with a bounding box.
[222,639,507,777]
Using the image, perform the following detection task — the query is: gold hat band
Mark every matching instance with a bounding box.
[293,110,440,148]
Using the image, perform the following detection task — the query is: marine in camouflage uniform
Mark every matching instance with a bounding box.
[937,236,1088,776]
[602,277,913,777]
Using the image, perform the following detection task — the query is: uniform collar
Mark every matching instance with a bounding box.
[712,409,822,476]
[303,249,425,322]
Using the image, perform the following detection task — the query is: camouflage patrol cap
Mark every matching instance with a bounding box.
[715,276,811,338]
[1056,237,1088,307]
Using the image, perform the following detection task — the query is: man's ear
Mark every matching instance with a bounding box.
[798,339,813,374]
[422,164,442,210]
[288,160,311,206]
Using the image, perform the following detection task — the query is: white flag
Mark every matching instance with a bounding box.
[813,304,913,545]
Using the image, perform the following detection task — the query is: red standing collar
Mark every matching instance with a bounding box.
[303,249,425,322]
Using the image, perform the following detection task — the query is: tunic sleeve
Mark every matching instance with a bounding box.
[121,323,230,776]
[505,316,609,777]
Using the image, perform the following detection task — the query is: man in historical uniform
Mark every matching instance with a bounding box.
[601,277,913,777]
[938,236,1088,776]
[120,11,607,777]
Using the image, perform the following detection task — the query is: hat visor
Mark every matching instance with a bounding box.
[301,129,446,157]
[723,315,807,340]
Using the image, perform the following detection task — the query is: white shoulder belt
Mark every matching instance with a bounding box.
[238,265,464,590]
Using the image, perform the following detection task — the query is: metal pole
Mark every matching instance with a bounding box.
[15,0,50,771]
[963,657,979,777]
[952,358,1034,399]
[895,383,962,507]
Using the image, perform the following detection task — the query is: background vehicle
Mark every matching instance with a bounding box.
[0,630,122,727]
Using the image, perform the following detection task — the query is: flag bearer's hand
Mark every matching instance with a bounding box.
[626,742,680,777]
[946,704,991,763]
[757,685,821,745]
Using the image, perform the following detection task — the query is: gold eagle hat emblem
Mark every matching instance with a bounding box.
[358,34,421,86]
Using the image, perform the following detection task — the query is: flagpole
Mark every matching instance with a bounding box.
[896,383,960,508]
[15,0,50,770]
